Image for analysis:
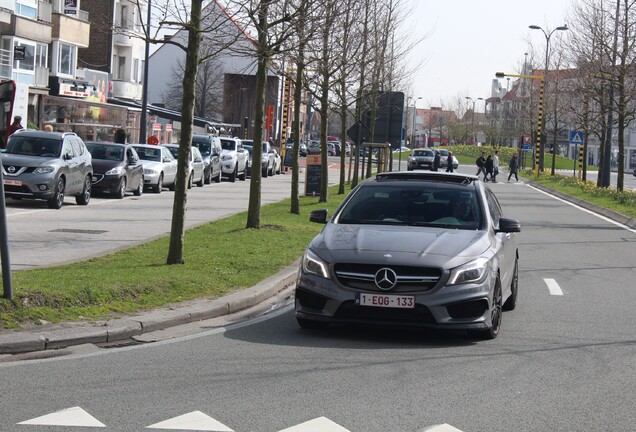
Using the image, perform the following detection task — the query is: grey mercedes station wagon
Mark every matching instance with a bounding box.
[295,171,521,339]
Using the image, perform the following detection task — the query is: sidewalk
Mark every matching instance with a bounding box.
[0,262,299,355]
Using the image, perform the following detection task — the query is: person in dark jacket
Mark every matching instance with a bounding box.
[484,154,494,181]
[508,153,519,182]
[432,150,441,171]
[445,151,454,172]
[475,151,487,177]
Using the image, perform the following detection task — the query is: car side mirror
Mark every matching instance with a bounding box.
[309,209,328,224]
[496,217,521,233]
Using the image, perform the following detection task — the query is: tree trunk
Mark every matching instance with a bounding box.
[291,55,304,214]
[246,1,269,228]
[166,0,202,265]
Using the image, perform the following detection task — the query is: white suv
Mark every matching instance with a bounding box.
[219,137,248,182]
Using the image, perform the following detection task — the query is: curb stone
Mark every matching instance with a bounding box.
[0,262,299,355]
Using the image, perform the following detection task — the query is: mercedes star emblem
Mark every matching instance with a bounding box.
[374,267,397,291]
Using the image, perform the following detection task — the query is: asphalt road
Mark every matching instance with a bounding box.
[0,170,634,432]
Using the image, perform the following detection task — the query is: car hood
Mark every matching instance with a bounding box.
[410,155,434,160]
[310,223,490,268]
[139,160,165,169]
[92,159,123,174]
[1,154,62,168]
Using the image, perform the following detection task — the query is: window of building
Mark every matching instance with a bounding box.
[16,0,38,19]
[117,56,126,81]
[58,43,75,76]
[13,40,47,72]
[133,58,139,83]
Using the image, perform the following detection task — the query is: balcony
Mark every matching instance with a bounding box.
[52,6,89,48]
[111,80,142,101]
[0,14,52,43]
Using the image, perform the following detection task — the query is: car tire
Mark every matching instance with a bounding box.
[503,257,519,311]
[215,170,222,183]
[114,178,126,199]
[240,165,247,181]
[196,173,204,187]
[169,180,176,191]
[469,282,502,340]
[47,177,65,209]
[262,167,268,178]
[153,174,163,193]
[75,175,91,206]
[133,176,144,196]
[188,172,194,189]
[204,169,211,185]
[229,166,237,183]
[296,316,327,330]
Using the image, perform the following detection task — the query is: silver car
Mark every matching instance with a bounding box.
[407,148,435,170]
[162,144,205,188]
[219,137,248,182]
[295,171,521,339]
[1,131,92,209]
[438,148,459,169]
[132,144,178,193]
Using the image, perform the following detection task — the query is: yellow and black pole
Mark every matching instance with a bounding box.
[495,72,545,178]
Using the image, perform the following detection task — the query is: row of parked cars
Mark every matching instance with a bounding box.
[0,130,281,209]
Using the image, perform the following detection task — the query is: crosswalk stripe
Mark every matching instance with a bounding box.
[18,406,106,427]
[276,417,351,432]
[146,411,233,431]
[420,424,464,432]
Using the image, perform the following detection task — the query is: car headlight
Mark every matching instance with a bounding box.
[302,249,330,279]
[221,154,234,161]
[448,257,489,285]
[34,166,55,174]
[144,168,158,175]
[105,166,123,175]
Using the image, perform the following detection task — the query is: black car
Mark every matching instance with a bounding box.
[86,142,144,198]
[295,171,521,339]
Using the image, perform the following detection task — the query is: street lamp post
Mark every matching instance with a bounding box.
[411,96,422,147]
[465,96,483,144]
[529,23,568,174]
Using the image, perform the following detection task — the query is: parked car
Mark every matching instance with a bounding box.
[86,142,144,198]
[131,144,178,193]
[1,131,92,209]
[307,140,321,155]
[438,148,459,169]
[285,140,308,157]
[407,148,436,170]
[327,141,337,156]
[245,139,275,177]
[191,134,222,184]
[294,171,521,339]
[162,144,205,188]
[270,148,282,174]
[219,137,248,182]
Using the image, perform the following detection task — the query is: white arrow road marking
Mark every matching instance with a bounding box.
[420,424,465,432]
[18,406,106,427]
[544,278,564,296]
[147,411,233,431]
[276,416,351,432]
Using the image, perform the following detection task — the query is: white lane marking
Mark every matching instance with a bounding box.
[18,406,106,427]
[421,424,465,432]
[545,278,564,296]
[277,417,352,432]
[147,411,233,431]
[528,184,636,234]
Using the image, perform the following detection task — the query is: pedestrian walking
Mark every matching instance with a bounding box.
[8,115,23,136]
[445,151,454,172]
[432,150,441,171]
[484,155,494,181]
[475,151,487,178]
[492,150,500,182]
[508,153,519,182]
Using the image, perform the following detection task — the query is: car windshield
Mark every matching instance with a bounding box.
[337,184,481,229]
[262,143,269,152]
[192,140,211,156]
[243,145,253,155]
[133,146,162,162]
[5,136,61,157]
[220,139,236,151]
[163,146,179,159]
[86,143,124,161]
[412,149,434,157]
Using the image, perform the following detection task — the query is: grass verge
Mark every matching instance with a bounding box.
[0,185,350,329]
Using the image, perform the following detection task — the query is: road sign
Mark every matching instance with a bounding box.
[523,144,531,151]
[569,130,585,145]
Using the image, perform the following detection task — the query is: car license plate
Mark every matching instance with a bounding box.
[3,179,22,187]
[356,293,415,309]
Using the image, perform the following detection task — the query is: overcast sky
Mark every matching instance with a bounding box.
[405,0,573,111]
